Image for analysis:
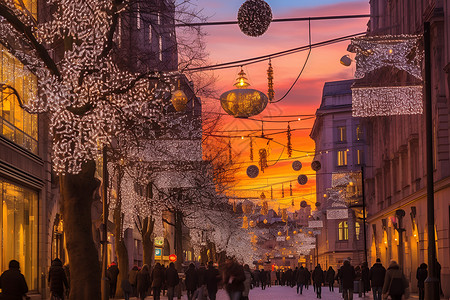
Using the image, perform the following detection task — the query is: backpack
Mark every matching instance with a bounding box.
[388,277,405,296]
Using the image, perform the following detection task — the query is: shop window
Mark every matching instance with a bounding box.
[1,45,38,154]
[338,221,349,241]
[0,179,38,290]
[356,125,363,141]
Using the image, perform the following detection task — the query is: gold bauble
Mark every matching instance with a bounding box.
[171,89,188,112]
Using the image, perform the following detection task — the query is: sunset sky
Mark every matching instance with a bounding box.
[194,0,369,211]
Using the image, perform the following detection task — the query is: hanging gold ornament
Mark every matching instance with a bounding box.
[171,80,188,112]
[250,138,254,161]
[287,123,292,158]
[282,208,288,222]
[228,138,232,161]
[259,148,268,172]
[233,201,236,212]
[242,216,249,229]
[267,59,274,102]
[261,201,268,215]
[281,183,284,198]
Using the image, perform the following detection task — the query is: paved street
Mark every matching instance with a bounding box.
[123,285,422,300]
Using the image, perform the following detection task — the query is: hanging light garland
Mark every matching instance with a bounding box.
[281,183,284,198]
[286,122,292,157]
[228,138,232,161]
[237,0,272,37]
[250,137,254,161]
[259,148,268,172]
[290,182,293,196]
[270,186,273,200]
[267,58,274,101]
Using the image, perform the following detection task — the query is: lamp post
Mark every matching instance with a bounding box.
[423,21,440,300]
[101,146,109,300]
[361,166,368,264]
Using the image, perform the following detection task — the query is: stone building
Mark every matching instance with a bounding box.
[360,0,450,296]
[310,79,369,270]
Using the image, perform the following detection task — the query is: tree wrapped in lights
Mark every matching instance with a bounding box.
[0,0,207,298]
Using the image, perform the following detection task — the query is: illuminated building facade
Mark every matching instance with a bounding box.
[363,0,450,296]
[310,79,368,270]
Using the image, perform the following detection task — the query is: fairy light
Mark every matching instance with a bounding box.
[352,86,423,117]
[350,34,423,80]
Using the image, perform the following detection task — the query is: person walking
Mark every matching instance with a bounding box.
[296,265,308,295]
[151,263,164,300]
[305,267,311,290]
[242,264,252,300]
[223,258,245,300]
[205,261,220,300]
[48,258,69,299]
[0,260,28,300]
[165,262,179,300]
[136,264,150,300]
[128,265,139,297]
[253,268,260,288]
[260,269,267,290]
[185,263,198,300]
[312,264,325,299]
[120,278,132,300]
[382,260,409,300]
[369,258,385,300]
[416,263,427,300]
[107,262,119,298]
[339,260,356,300]
[194,263,207,300]
[361,262,370,297]
[326,266,336,292]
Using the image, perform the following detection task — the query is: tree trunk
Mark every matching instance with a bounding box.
[61,160,101,300]
[142,216,155,267]
[200,247,208,264]
[174,210,183,270]
[114,168,129,298]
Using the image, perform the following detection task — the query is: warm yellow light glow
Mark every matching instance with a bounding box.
[278,231,282,236]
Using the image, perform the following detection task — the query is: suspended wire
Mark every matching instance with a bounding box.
[186,32,365,72]
[270,19,312,104]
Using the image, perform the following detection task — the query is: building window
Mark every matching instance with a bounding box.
[357,150,364,165]
[337,126,346,142]
[356,125,363,141]
[337,150,348,166]
[355,222,361,240]
[338,221,349,241]
[14,0,37,19]
[1,45,38,154]
[0,179,38,290]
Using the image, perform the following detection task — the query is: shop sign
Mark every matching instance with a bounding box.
[169,254,177,262]
[154,237,164,247]
[327,209,348,220]
[276,236,286,242]
[155,248,162,258]
[308,220,323,228]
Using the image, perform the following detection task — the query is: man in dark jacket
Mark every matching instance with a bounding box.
[107,262,119,298]
[369,258,386,300]
[48,258,69,299]
[360,262,370,297]
[296,266,308,294]
[312,264,325,299]
[339,260,355,300]
[151,263,164,300]
[416,263,427,300]
[205,261,220,300]
[260,269,267,290]
[0,260,28,300]
[185,263,198,300]
[223,258,245,300]
[165,263,179,300]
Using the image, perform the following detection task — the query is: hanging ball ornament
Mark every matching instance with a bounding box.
[237,0,273,37]
[292,160,302,171]
[246,165,260,178]
[278,231,282,236]
[311,160,322,171]
[300,200,308,208]
[298,175,308,185]
[263,219,268,224]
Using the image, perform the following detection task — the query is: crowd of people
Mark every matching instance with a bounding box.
[0,257,443,300]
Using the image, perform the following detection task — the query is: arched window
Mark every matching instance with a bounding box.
[355,222,361,240]
[338,221,349,241]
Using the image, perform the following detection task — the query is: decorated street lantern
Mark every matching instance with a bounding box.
[220,68,268,118]
[237,0,272,37]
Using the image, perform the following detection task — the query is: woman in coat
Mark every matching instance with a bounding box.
[151,263,164,300]
[48,258,69,299]
[382,260,409,300]
[185,263,198,300]
[312,264,325,299]
[136,264,151,300]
